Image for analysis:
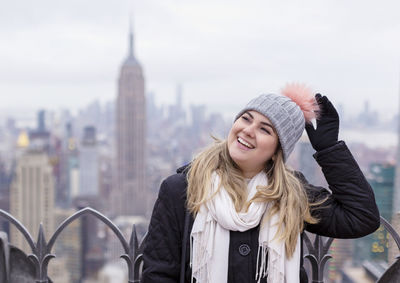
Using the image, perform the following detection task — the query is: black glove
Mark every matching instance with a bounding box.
[305,93,339,151]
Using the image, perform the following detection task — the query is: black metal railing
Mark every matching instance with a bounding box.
[0,208,399,283]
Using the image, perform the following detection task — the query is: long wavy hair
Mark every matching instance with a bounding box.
[187,138,321,258]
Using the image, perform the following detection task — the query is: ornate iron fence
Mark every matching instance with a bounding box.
[0,207,399,283]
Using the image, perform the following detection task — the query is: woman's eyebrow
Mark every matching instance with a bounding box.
[244,111,275,132]
[260,121,274,129]
[261,121,276,134]
[244,111,253,118]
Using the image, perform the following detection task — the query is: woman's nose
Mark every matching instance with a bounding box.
[242,124,255,137]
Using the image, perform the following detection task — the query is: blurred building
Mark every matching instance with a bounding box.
[388,211,400,265]
[390,93,400,264]
[369,163,394,248]
[352,163,395,264]
[73,198,106,280]
[59,122,79,207]
[9,150,55,254]
[97,261,127,283]
[28,110,51,151]
[79,126,99,196]
[167,84,186,125]
[0,158,12,234]
[48,258,71,283]
[340,265,375,283]
[47,207,82,283]
[327,238,354,282]
[98,153,113,214]
[114,26,146,217]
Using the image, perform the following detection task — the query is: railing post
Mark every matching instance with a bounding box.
[303,233,334,283]
[0,232,10,282]
[377,216,400,282]
[11,208,398,281]
[29,224,54,283]
[0,207,145,282]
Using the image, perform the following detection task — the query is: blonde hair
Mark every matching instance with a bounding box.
[187,138,321,258]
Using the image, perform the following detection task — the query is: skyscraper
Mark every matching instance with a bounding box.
[79,126,99,196]
[390,81,400,264]
[48,207,81,283]
[60,122,79,206]
[394,90,400,216]
[10,150,55,254]
[114,25,146,216]
[353,163,395,264]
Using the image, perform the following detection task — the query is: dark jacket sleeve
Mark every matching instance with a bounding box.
[142,174,187,283]
[302,141,380,238]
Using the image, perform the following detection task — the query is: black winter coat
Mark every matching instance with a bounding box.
[142,141,380,283]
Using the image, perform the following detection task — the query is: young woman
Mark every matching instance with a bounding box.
[142,84,380,283]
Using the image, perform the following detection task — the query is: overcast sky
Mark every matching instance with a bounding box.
[1,0,400,122]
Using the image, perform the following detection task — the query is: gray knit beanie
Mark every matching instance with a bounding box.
[234,93,307,162]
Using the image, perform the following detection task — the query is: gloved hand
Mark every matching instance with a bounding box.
[305,94,339,151]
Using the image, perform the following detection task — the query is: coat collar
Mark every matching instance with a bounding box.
[176,163,190,175]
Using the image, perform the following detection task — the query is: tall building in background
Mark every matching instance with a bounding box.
[29,110,51,152]
[9,150,55,254]
[369,163,394,262]
[168,84,186,124]
[48,207,81,283]
[390,83,400,264]
[61,122,79,205]
[353,163,395,265]
[0,160,10,234]
[79,126,99,196]
[114,25,146,216]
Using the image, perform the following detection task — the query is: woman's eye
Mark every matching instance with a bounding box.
[241,116,249,121]
[261,128,270,134]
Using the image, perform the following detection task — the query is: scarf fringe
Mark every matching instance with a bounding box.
[263,245,285,283]
[255,245,269,283]
[191,229,211,283]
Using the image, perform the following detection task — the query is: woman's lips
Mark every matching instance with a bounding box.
[236,137,253,151]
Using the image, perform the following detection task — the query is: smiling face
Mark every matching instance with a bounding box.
[227,110,279,178]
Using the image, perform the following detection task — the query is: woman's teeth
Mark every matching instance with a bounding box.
[238,137,254,149]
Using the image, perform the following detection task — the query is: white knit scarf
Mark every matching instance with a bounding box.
[190,171,300,283]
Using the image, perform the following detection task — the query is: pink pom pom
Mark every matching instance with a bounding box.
[281,83,319,123]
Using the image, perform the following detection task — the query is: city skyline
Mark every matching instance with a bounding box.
[0,92,398,130]
[1,0,400,120]
[1,5,398,280]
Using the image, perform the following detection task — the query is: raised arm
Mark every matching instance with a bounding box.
[300,141,380,237]
[303,93,380,237]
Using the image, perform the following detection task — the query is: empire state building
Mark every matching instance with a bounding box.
[114,27,146,216]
